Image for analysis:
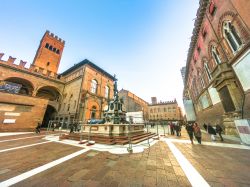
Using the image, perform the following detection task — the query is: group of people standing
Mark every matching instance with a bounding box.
[186,122,224,144]
[170,122,182,136]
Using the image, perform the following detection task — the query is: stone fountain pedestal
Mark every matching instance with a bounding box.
[81,123,144,136]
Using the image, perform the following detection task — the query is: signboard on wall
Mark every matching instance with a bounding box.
[3,119,16,124]
[0,81,22,94]
[234,119,250,145]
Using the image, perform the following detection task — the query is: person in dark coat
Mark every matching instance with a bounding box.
[203,123,208,131]
[170,122,174,135]
[35,122,41,134]
[69,123,74,133]
[175,123,180,136]
[216,124,224,141]
[186,123,194,144]
[207,123,216,141]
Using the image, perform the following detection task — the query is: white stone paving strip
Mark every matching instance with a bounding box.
[167,138,250,150]
[0,135,45,143]
[0,132,34,137]
[44,135,159,154]
[0,141,51,153]
[0,148,89,187]
[165,139,210,187]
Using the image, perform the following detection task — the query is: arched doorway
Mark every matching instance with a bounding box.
[90,106,97,119]
[42,105,57,127]
[4,77,34,95]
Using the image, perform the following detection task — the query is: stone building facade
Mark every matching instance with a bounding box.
[183,0,250,135]
[148,99,183,122]
[0,31,115,131]
[118,89,149,120]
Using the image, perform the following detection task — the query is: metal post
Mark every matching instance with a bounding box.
[167,121,170,135]
[156,122,159,135]
[127,121,133,153]
[46,120,51,135]
[147,121,150,146]
[79,121,83,143]
[163,121,165,136]
[88,123,91,143]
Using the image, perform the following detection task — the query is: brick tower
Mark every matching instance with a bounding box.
[33,31,65,73]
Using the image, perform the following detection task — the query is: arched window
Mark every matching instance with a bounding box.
[90,80,98,94]
[211,45,221,65]
[223,21,242,52]
[204,62,212,81]
[198,71,205,90]
[105,86,110,98]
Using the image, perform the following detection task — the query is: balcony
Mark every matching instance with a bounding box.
[211,62,235,89]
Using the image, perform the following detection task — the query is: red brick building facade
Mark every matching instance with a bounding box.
[0,31,115,131]
[183,0,250,135]
[118,89,149,120]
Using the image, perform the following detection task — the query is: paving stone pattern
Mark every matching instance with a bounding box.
[175,143,250,187]
[0,142,81,182]
[16,142,191,187]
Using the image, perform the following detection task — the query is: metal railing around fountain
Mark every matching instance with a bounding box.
[46,118,171,153]
[46,119,81,137]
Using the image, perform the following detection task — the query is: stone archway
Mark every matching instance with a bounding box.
[4,77,34,96]
[36,86,61,101]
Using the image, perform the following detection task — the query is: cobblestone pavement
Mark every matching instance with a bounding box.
[0,130,249,187]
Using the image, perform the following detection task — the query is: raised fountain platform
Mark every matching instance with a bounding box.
[60,123,157,145]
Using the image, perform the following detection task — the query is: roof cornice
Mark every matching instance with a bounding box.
[184,0,209,88]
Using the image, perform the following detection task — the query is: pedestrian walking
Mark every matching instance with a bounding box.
[207,123,216,141]
[216,123,224,141]
[52,122,56,131]
[170,122,175,135]
[179,123,182,136]
[35,122,41,134]
[193,122,202,144]
[186,123,194,144]
[69,123,74,133]
[175,123,180,136]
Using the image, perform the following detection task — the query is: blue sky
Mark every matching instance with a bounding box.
[0,0,199,111]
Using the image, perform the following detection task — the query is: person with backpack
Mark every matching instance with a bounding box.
[186,122,194,144]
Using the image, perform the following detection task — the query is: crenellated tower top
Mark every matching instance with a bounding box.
[32,30,65,74]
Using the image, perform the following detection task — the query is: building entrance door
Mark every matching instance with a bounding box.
[42,105,57,127]
[219,86,236,112]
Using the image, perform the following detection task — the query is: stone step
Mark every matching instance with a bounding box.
[60,132,157,145]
